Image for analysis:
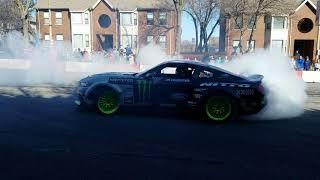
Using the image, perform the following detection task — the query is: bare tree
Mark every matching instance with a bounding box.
[0,0,22,35]
[13,0,35,41]
[184,0,220,53]
[223,0,295,53]
[172,0,184,55]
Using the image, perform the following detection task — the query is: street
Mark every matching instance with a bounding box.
[0,84,319,180]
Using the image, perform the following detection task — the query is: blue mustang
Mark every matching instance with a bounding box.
[75,60,266,122]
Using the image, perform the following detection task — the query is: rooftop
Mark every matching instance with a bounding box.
[35,0,174,11]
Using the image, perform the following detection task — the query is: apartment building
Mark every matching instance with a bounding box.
[220,0,319,60]
[35,0,176,55]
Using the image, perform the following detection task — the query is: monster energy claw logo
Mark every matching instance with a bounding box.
[138,80,152,101]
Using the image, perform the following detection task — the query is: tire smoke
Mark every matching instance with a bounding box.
[220,50,307,120]
[0,32,176,86]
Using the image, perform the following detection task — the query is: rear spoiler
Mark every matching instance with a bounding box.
[247,74,264,82]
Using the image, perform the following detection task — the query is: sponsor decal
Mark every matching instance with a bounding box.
[109,78,134,84]
[194,88,207,92]
[165,79,190,83]
[235,89,255,96]
[137,80,152,101]
[200,82,251,88]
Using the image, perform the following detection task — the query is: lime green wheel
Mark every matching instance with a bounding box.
[96,91,120,115]
[205,96,234,122]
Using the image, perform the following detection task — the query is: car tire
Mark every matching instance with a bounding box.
[203,95,238,123]
[95,89,120,115]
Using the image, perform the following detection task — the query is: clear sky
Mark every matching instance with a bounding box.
[181,12,220,41]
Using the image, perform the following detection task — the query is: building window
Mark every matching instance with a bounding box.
[55,11,62,25]
[122,35,132,47]
[44,11,50,25]
[56,34,63,41]
[147,35,153,44]
[73,34,83,49]
[273,16,286,29]
[71,13,83,24]
[121,13,132,25]
[44,34,50,41]
[44,34,50,47]
[232,40,240,54]
[159,12,167,25]
[234,16,243,29]
[84,13,89,24]
[159,35,167,48]
[85,34,89,47]
[132,35,137,48]
[98,14,111,28]
[271,40,283,50]
[298,18,313,33]
[147,12,154,25]
[247,40,255,52]
[133,13,137,25]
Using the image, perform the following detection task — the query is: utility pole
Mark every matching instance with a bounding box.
[316,0,320,62]
[173,0,184,55]
[48,0,53,45]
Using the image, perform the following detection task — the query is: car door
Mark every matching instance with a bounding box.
[151,64,196,105]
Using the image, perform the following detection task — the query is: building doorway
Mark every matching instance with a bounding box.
[97,34,113,51]
[294,40,314,60]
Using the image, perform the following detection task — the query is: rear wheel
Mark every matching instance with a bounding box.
[96,90,120,115]
[204,96,236,122]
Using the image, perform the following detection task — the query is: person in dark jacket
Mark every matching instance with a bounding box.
[304,56,311,71]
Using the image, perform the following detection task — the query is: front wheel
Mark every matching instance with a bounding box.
[96,90,120,115]
[204,96,237,122]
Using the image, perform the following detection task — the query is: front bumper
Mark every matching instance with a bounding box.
[74,86,89,106]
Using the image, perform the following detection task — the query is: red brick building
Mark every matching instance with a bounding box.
[220,0,320,60]
[35,0,177,55]
[36,9,72,46]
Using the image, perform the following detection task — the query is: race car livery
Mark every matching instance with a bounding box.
[75,60,266,122]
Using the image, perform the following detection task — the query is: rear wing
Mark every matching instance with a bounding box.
[247,74,264,82]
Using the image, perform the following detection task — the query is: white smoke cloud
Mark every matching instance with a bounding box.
[0,32,179,86]
[136,43,181,71]
[219,50,307,120]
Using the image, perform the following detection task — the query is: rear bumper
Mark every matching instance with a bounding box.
[240,96,267,115]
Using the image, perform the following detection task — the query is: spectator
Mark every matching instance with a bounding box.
[216,56,223,64]
[82,48,89,61]
[295,56,305,71]
[294,50,300,60]
[201,52,210,64]
[304,56,311,71]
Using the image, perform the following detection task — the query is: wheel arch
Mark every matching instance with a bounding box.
[200,89,240,104]
[85,83,122,101]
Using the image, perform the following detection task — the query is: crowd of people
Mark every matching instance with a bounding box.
[72,46,135,64]
[292,50,320,71]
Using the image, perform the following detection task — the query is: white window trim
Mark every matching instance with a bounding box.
[56,34,64,41]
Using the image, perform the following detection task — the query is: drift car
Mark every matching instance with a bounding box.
[75,60,266,122]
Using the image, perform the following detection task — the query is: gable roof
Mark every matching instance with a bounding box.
[295,0,317,12]
[35,0,174,12]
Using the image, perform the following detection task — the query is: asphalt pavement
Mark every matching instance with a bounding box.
[0,84,320,180]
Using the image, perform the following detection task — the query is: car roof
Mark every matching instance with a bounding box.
[161,59,244,78]
[161,59,225,71]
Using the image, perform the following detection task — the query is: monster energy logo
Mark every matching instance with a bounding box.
[137,80,152,101]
